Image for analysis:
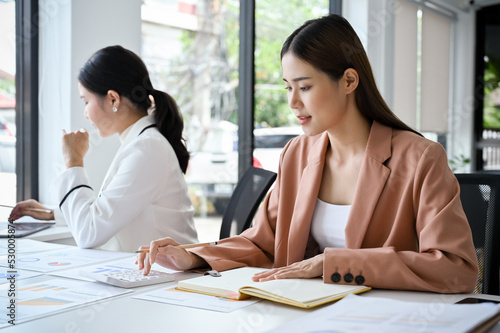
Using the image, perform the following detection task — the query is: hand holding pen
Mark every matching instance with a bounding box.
[136,237,212,275]
[4,200,54,222]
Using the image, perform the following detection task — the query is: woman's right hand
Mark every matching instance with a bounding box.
[62,129,89,168]
[8,199,54,221]
[136,237,207,275]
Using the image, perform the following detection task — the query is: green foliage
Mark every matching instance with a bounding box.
[253,0,329,127]
[0,77,15,96]
[483,57,500,129]
[167,0,328,129]
[448,154,471,172]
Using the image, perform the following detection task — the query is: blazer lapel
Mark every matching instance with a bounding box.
[345,122,392,248]
[287,133,329,264]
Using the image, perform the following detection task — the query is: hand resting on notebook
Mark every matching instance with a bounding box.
[251,255,324,282]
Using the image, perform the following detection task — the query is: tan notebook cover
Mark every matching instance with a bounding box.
[177,267,371,308]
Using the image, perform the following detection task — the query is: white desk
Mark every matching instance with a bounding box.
[2,240,500,333]
[2,272,500,333]
[27,225,75,245]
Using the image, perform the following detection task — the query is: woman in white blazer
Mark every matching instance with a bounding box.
[9,46,198,252]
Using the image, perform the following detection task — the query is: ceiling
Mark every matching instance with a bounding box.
[438,0,500,11]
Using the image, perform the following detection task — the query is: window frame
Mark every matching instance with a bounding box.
[15,0,39,201]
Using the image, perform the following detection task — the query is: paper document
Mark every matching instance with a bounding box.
[48,255,180,280]
[0,267,42,283]
[0,277,131,325]
[133,285,260,312]
[265,294,500,333]
[0,238,69,254]
[0,247,131,272]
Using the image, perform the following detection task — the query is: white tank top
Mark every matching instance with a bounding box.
[310,198,351,252]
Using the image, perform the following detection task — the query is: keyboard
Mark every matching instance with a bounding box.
[79,269,175,288]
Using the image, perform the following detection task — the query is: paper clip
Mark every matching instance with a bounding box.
[204,270,221,277]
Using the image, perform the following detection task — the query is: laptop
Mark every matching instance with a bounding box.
[0,221,55,238]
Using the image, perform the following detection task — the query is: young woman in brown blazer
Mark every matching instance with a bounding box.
[137,14,478,293]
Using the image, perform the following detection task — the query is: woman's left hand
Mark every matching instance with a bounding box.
[252,254,324,282]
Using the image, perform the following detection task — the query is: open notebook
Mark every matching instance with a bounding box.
[177,267,371,308]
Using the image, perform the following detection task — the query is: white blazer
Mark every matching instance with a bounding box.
[54,115,198,252]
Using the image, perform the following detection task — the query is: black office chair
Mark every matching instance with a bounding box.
[219,166,277,239]
[455,173,500,295]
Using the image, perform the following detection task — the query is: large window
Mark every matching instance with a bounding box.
[253,0,328,171]
[475,3,500,170]
[0,0,16,207]
[141,0,329,216]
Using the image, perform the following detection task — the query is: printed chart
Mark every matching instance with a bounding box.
[0,247,131,272]
[265,294,500,333]
[49,256,180,281]
[0,278,131,325]
[0,238,69,255]
[0,267,42,283]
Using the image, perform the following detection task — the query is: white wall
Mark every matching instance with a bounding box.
[39,0,142,204]
[344,0,477,169]
[343,0,396,106]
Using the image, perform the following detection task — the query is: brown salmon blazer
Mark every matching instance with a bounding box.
[191,121,479,293]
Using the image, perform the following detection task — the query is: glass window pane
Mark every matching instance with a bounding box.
[253,1,328,172]
[483,27,500,132]
[0,0,16,208]
[142,0,240,222]
[477,4,500,170]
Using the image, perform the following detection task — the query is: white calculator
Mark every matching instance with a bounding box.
[80,269,175,288]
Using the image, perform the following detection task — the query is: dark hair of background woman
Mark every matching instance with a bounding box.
[78,45,190,173]
[281,14,421,136]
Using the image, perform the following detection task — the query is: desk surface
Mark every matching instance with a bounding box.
[26,225,73,244]
[3,276,500,333]
[2,245,500,333]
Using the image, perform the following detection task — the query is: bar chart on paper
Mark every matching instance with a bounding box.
[0,278,131,325]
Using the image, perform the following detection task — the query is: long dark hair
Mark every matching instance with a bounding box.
[78,45,190,173]
[281,14,421,136]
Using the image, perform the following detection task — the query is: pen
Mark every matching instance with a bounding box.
[0,204,14,209]
[27,208,53,214]
[0,204,52,214]
[135,241,218,253]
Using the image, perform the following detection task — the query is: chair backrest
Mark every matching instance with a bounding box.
[455,173,500,295]
[219,166,277,239]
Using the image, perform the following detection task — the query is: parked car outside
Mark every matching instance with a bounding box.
[0,115,15,137]
[0,134,15,173]
[253,126,303,173]
[0,113,16,173]
[186,121,302,214]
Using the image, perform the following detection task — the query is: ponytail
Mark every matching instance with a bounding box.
[78,46,190,172]
[150,89,190,173]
